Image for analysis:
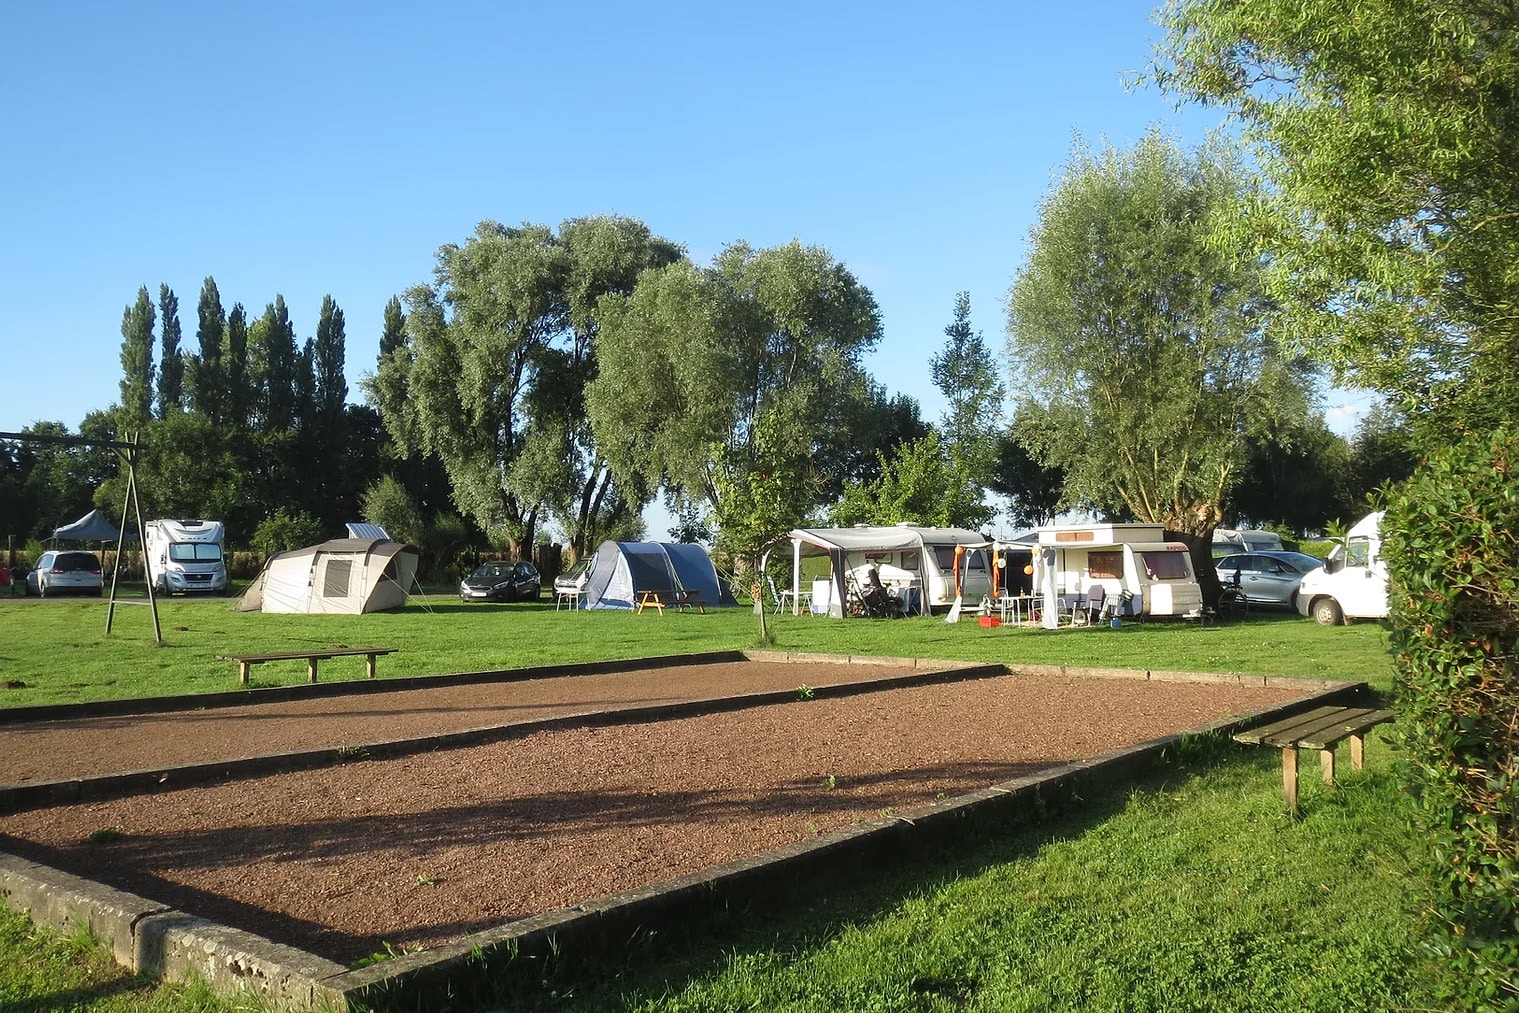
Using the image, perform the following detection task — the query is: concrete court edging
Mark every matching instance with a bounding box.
[1,662,1375,1010]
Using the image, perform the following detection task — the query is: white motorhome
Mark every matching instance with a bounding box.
[1033,522,1204,625]
[145,519,228,594]
[1295,511,1387,625]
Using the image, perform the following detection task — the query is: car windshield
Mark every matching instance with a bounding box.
[56,553,100,571]
[169,543,222,562]
[472,564,511,579]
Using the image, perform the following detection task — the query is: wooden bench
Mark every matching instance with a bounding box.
[1234,705,1395,815]
[218,647,398,685]
[635,589,706,615]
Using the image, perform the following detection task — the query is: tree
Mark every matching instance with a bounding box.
[931,291,1005,471]
[830,429,995,530]
[156,285,184,417]
[1153,0,1519,444]
[989,422,1065,529]
[224,303,250,428]
[1226,416,1351,533]
[1007,132,1317,600]
[367,217,679,558]
[187,277,227,422]
[118,286,155,428]
[1346,404,1420,512]
[589,240,882,565]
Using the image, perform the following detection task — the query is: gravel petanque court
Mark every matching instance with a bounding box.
[0,658,1311,965]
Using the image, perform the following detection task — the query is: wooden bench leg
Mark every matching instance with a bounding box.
[308,657,319,683]
[1282,745,1299,816]
[1320,747,1336,786]
[1350,733,1366,770]
[238,661,250,685]
[366,654,377,679]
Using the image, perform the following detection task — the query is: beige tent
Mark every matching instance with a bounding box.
[236,538,417,614]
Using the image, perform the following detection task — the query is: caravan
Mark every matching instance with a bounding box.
[1295,511,1388,625]
[1033,522,1203,622]
[145,519,228,594]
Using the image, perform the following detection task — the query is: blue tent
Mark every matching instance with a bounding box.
[581,541,735,610]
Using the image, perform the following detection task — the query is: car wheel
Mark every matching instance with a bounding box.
[1311,597,1343,627]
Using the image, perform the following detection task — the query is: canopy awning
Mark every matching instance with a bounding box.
[51,509,127,543]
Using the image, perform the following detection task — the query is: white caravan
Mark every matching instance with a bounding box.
[1033,522,1204,625]
[1295,511,1387,625]
[145,519,228,594]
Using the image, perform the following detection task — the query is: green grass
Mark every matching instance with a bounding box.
[0,904,242,1012]
[1,597,1421,1011]
[0,595,1396,709]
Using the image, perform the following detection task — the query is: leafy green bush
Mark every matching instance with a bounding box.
[251,508,324,558]
[1383,428,1519,1010]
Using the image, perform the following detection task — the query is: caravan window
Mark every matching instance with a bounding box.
[1140,551,1190,580]
[1088,551,1123,579]
[932,546,986,573]
[323,560,352,597]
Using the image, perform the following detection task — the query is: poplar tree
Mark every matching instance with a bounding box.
[118,286,156,428]
[156,284,184,416]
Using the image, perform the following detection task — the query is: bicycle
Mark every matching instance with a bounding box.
[1217,569,1250,621]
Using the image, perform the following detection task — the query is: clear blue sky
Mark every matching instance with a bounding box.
[2,2,1374,475]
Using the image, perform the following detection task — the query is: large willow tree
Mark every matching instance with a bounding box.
[1007,132,1316,598]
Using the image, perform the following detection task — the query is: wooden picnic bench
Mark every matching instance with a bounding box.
[635,589,706,615]
[217,647,398,685]
[1234,704,1395,815]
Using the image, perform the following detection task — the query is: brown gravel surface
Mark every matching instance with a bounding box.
[0,661,919,784]
[0,663,1307,965]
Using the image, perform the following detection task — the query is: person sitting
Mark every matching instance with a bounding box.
[861,565,900,616]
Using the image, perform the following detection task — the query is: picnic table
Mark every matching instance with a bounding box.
[635,589,706,615]
[217,647,398,685]
[1233,704,1394,815]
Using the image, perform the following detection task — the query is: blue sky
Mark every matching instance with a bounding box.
[2,2,1375,487]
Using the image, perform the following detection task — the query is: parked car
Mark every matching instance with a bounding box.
[459,561,542,603]
[26,550,104,597]
[1214,551,1324,609]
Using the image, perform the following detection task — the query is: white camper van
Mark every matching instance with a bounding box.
[145,519,228,594]
[1295,511,1387,625]
[1033,522,1204,623]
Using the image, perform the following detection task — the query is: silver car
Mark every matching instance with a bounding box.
[1214,551,1323,609]
[26,550,104,597]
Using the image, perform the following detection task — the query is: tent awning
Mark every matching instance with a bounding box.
[51,509,127,543]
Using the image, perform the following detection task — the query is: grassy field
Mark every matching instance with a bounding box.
[0,591,1394,708]
[0,595,1428,1011]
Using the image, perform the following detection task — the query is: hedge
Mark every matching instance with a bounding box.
[1383,427,1519,1010]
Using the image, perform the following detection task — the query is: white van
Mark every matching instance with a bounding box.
[1295,511,1387,625]
[1033,522,1204,624]
[145,519,228,594]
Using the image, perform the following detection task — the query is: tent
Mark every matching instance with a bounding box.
[763,526,991,617]
[581,541,735,610]
[236,538,418,614]
[51,509,126,544]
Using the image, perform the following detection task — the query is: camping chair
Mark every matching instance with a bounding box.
[1081,584,1107,625]
[766,574,810,615]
